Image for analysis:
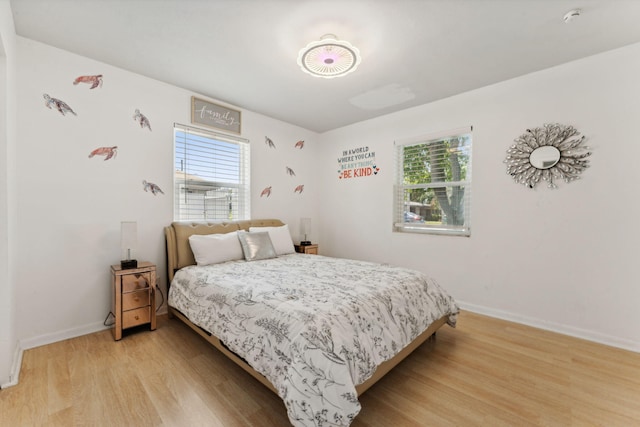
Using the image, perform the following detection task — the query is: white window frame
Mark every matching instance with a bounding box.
[394,126,472,236]
[174,123,250,221]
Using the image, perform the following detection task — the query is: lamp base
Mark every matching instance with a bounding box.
[121,259,138,270]
[299,241,312,246]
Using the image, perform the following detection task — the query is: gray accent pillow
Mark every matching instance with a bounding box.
[237,231,277,261]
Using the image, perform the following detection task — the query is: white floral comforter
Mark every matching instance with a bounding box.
[169,254,458,426]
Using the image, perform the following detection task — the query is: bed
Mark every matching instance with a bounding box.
[165,219,459,426]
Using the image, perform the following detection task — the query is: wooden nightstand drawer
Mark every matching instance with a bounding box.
[123,307,150,328]
[123,289,150,311]
[303,246,318,254]
[122,274,150,292]
[295,244,318,254]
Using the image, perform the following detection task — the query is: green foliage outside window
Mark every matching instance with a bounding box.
[399,132,471,232]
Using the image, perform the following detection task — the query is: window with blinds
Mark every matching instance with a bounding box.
[394,126,472,236]
[174,124,250,221]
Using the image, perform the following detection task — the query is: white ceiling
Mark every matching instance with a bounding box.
[10,0,640,133]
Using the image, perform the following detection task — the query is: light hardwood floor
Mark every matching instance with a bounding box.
[2,311,639,426]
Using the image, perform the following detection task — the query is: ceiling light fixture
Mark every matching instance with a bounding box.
[297,34,361,79]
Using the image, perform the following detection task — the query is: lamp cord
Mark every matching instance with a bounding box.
[104,311,115,327]
[155,283,165,312]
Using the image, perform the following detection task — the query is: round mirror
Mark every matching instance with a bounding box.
[529,146,560,170]
[505,123,591,189]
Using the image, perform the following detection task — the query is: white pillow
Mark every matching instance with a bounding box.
[188,231,244,266]
[249,224,295,255]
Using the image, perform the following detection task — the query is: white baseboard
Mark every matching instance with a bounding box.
[20,321,110,351]
[1,343,23,389]
[458,301,640,353]
[2,321,110,388]
[4,309,170,388]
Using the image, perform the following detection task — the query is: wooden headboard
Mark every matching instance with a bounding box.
[164,219,285,283]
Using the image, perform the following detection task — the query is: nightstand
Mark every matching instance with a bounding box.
[294,244,318,255]
[111,261,156,340]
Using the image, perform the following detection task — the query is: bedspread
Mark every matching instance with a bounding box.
[169,254,458,426]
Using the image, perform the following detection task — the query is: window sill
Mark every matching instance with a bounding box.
[394,223,471,237]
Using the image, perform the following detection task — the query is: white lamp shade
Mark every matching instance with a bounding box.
[121,221,137,259]
[300,218,311,241]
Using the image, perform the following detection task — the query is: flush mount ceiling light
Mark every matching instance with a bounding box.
[297,34,361,79]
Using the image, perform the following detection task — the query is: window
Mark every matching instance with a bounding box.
[394,126,472,236]
[174,123,250,221]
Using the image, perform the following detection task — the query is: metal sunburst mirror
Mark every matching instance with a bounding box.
[504,123,592,189]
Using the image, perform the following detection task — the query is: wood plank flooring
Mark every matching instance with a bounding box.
[1,311,639,426]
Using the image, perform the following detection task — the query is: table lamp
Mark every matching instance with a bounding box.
[300,218,311,246]
[120,221,138,269]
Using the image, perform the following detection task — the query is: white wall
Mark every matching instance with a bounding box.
[0,0,17,386]
[246,113,320,242]
[318,42,640,351]
[13,37,320,351]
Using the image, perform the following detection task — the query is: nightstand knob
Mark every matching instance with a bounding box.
[135,315,140,320]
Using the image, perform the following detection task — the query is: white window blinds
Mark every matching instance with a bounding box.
[394,126,472,236]
[174,123,250,221]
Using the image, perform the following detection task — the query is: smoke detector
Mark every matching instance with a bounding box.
[297,34,361,79]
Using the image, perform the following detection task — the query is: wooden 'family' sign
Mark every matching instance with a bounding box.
[191,96,241,134]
